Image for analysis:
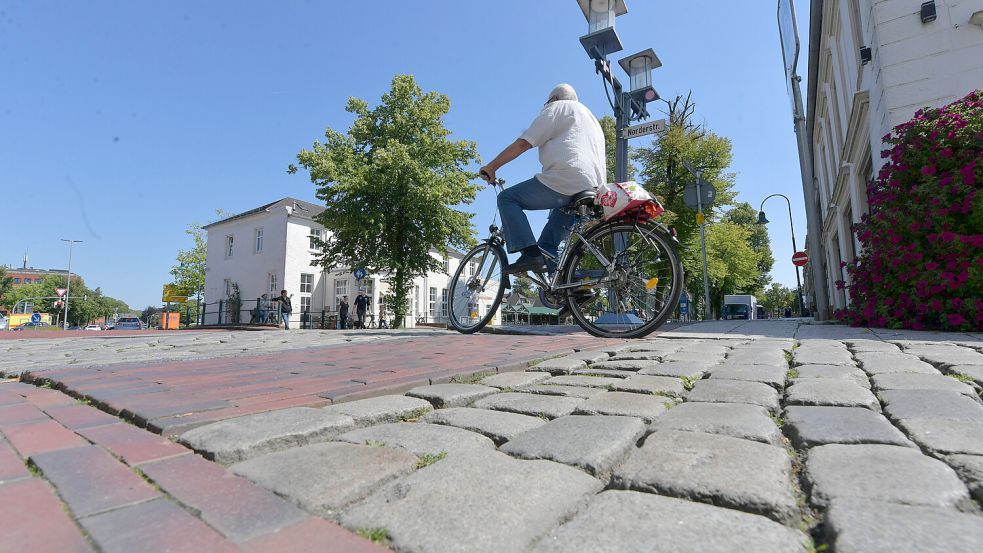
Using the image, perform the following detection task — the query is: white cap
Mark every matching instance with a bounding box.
[548,83,578,102]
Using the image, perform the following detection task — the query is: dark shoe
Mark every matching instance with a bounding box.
[558,289,597,319]
[505,253,548,274]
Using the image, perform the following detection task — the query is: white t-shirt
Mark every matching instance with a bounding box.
[519,100,607,196]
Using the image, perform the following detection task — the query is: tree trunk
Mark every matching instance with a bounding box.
[390,267,410,329]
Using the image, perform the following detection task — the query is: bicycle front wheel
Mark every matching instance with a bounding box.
[447,242,508,334]
[561,220,683,338]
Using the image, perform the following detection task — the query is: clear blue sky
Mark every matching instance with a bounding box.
[0,0,811,309]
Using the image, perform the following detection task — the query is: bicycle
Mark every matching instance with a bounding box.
[447,178,684,339]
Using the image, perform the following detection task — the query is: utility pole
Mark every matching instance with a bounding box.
[60,239,82,330]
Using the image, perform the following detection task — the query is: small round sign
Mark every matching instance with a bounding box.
[353,268,367,280]
[792,251,809,267]
[31,313,41,324]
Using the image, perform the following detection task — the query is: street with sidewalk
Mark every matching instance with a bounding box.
[2,321,983,552]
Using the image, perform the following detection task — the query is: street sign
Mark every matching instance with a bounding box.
[695,212,705,225]
[354,268,367,280]
[31,313,41,324]
[792,251,809,267]
[56,288,67,298]
[778,0,801,112]
[162,284,188,303]
[683,179,718,211]
[621,118,667,140]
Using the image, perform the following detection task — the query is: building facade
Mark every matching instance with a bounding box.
[806,0,983,310]
[202,198,500,327]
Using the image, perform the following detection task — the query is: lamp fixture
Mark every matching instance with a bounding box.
[920,1,937,24]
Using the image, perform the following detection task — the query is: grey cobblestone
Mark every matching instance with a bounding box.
[471,392,584,419]
[843,339,901,353]
[610,374,685,397]
[855,352,941,375]
[178,407,356,464]
[895,419,983,456]
[527,357,588,374]
[591,359,660,371]
[804,444,971,509]
[948,365,983,386]
[565,348,612,363]
[784,406,914,449]
[607,352,665,361]
[544,375,623,388]
[637,362,713,379]
[709,364,788,389]
[572,391,673,423]
[686,379,781,413]
[500,415,645,478]
[570,368,635,378]
[880,389,983,422]
[518,384,607,399]
[870,373,978,396]
[649,402,783,445]
[785,380,880,411]
[612,430,799,524]
[322,394,433,427]
[335,422,495,456]
[532,490,808,553]
[341,449,603,553]
[944,454,983,502]
[479,371,550,389]
[792,348,855,367]
[421,407,546,445]
[230,442,418,518]
[792,365,871,388]
[406,383,498,408]
[903,344,983,369]
[824,499,983,553]
[725,349,788,367]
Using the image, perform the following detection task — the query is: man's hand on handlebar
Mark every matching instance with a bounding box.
[478,166,496,183]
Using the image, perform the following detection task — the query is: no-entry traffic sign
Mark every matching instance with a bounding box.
[792,251,809,267]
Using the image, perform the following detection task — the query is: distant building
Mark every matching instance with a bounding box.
[2,265,70,287]
[201,197,500,327]
[805,0,983,312]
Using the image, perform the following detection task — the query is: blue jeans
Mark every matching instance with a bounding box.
[497,177,576,266]
[282,313,290,330]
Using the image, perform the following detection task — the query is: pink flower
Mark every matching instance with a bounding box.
[940,148,954,158]
[947,314,966,327]
[921,165,937,176]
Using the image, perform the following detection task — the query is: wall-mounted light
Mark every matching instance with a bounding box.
[859,46,872,64]
[920,1,937,24]
[970,10,983,26]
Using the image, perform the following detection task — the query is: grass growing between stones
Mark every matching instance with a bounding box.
[132,467,163,492]
[769,414,785,428]
[365,440,387,448]
[451,370,497,385]
[948,373,976,384]
[787,367,800,380]
[24,459,43,477]
[416,451,447,469]
[399,407,432,422]
[356,527,389,545]
[679,376,698,391]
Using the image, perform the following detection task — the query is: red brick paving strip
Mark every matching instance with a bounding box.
[0,478,95,553]
[0,382,395,552]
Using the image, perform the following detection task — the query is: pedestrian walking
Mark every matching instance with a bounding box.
[354,292,368,329]
[274,289,293,330]
[257,294,269,324]
[339,296,350,329]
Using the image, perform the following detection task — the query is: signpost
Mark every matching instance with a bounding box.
[31,313,41,325]
[682,161,712,320]
[683,179,717,211]
[792,251,809,267]
[621,118,667,139]
[162,284,188,304]
[353,268,367,280]
[55,288,67,298]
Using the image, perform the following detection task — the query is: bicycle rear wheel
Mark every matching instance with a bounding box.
[447,242,508,334]
[561,220,683,338]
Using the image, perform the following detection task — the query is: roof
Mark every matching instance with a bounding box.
[528,307,560,315]
[203,198,325,229]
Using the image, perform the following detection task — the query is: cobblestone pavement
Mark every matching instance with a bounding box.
[3,320,983,552]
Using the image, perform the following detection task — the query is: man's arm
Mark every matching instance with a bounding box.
[479,139,533,182]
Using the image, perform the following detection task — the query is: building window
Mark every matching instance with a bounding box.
[309,229,322,250]
[224,279,232,298]
[268,273,277,293]
[468,261,477,277]
[300,273,314,293]
[13,278,20,284]
[442,255,450,274]
[414,285,420,315]
[254,228,264,253]
[300,296,311,312]
[23,278,31,284]
[226,235,234,258]
[441,288,448,318]
[429,287,437,317]
[335,279,348,305]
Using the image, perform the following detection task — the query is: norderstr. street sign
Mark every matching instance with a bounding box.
[622,118,667,139]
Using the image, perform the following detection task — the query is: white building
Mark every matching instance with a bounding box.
[202,197,500,327]
[806,0,983,310]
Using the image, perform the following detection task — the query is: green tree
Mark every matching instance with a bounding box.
[757,282,796,318]
[683,222,761,319]
[0,267,13,307]
[288,75,480,328]
[170,222,207,302]
[512,275,536,299]
[3,276,129,326]
[726,202,773,293]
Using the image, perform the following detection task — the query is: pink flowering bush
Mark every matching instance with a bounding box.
[836,90,982,331]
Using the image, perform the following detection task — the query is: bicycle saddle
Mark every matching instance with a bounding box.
[568,190,596,208]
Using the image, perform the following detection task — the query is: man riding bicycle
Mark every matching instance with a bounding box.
[479,83,606,275]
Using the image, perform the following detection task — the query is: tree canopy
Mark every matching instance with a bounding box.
[170,222,207,300]
[3,275,130,326]
[288,75,481,327]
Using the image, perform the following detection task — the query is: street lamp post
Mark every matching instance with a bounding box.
[60,239,82,330]
[757,195,805,317]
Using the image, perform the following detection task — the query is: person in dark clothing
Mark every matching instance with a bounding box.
[354,293,368,328]
[273,289,293,330]
[338,296,350,329]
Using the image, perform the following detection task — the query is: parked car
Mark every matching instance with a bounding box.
[83,325,102,331]
[112,317,142,330]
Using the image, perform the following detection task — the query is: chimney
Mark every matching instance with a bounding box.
[22,251,28,269]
